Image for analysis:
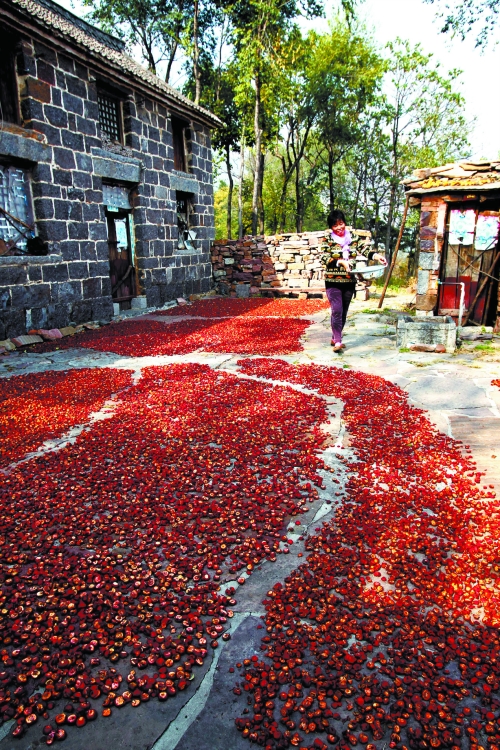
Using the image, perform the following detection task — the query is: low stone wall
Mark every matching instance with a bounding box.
[211,229,372,296]
[396,315,457,353]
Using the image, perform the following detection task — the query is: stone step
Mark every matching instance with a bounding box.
[448,415,500,493]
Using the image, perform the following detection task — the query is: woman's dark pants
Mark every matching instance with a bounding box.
[326,287,354,344]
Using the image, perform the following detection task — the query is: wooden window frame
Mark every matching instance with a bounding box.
[172,116,189,172]
[0,33,20,125]
[97,89,123,144]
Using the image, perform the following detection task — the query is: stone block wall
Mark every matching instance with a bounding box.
[211,229,371,295]
[415,197,444,313]
[0,34,214,339]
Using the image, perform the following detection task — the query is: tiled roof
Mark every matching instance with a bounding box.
[34,0,126,52]
[402,160,500,194]
[10,0,222,127]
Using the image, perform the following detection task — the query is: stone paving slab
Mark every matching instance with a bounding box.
[447,416,500,482]
[167,615,262,750]
[405,375,492,411]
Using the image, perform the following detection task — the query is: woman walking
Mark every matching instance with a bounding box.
[322,210,387,352]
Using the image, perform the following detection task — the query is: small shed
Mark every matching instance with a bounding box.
[402,161,500,328]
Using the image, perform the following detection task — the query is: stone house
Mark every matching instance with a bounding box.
[403,161,500,327]
[0,0,221,338]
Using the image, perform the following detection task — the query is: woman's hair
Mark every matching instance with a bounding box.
[327,209,346,228]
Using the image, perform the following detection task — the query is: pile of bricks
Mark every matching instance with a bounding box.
[211,229,372,297]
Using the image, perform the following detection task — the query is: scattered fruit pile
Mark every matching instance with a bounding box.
[0,364,326,741]
[235,359,500,750]
[159,298,329,318]
[0,369,131,469]
[28,316,311,357]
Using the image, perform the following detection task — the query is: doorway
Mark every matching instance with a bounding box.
[438,203,500,326]
[106,209,136,309]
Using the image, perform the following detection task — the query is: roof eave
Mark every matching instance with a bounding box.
[4,0,222,130]
[405,182,500,196]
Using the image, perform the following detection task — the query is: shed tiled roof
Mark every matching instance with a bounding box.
[10,0,222,128]
[402,160,500,194]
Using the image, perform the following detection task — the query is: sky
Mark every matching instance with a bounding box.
[59,0,500,161]
[317,0,500,160]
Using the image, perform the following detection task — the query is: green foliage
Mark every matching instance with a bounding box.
[85,0,473,259]
[378,38,471,259]
[307,20,385,166]
[424,0,500,46]
[83,0,193,79]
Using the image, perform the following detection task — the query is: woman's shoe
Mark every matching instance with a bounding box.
[333,343,343,353]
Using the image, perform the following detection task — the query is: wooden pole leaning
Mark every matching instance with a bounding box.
[378,196,410,309]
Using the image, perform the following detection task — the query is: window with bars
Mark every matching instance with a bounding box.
[98,92,122,143]
[0,165,34,255]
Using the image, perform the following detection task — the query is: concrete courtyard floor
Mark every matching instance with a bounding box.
[0,288,499,750]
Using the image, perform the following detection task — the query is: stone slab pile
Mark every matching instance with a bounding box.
[211,229,373,296]
[211,231,324,296]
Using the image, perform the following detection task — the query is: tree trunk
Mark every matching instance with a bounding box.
[385,118,400,265]
[193,0,201,105]
[251,69,263,236]
[216,18,226,102]
[328,152,335,214]
[258,152,265,234]
[225,144,233,240]
[295,163,304,233]
[373,201,381,245]
[238,131,246,240]
[352,170,363,227]
[165,40,179,83]
[278,174,290,233]
[363,169,369,230]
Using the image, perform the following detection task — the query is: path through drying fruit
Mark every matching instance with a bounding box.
[1,296,500,750]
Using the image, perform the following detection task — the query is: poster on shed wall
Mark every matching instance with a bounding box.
[449,209,476,245]
[475,214,500,251]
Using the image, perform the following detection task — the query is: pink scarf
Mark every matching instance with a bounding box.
[331,228,352,260]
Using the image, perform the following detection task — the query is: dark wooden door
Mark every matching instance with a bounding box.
[106,210,135,302]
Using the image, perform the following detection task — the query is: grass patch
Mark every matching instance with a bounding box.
[399,347,410,353]
[401,304,416,316]
[360,306,398,316]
